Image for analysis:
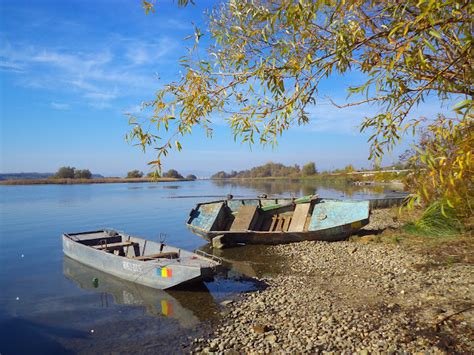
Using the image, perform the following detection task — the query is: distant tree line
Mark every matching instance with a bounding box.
[54,166,92,179]
[0,173,53,181]
[212,162,318,179]
[211,160,416,179]
[160,169,197,180]
[127,169,197,180]
[127,170,144,178]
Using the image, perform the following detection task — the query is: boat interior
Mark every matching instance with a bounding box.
[65,230,181,261]
[191,197,319,233]
[189,197,370,233]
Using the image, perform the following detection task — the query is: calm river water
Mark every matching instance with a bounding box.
[0,180,400,354]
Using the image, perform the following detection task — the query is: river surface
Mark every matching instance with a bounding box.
[0,180,401,354]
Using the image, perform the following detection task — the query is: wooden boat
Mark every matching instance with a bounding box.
[187,195,370,246]
[62,230,222,289]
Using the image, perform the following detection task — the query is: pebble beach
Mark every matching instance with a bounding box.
[190,211,473,353]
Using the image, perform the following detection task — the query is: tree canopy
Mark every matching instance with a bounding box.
[211,162,314,179]
[54,166,92,179]
[54,166,75,179]
[302,162,317,176]
[127,170,144,178]
[130,0,472,213]
[164,169,184,179]
[74,169,92,179]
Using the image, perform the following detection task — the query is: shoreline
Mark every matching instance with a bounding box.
[193,243,472,353]
[189,209,473,353]
[210,175,405,184]
[0,177,192,185]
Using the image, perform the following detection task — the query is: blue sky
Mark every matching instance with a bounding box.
[0,0,452,177]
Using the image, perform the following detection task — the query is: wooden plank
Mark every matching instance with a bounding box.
[93,241,137,250]
[268,216,278,232]
[269,215,278,231]
[282,216,292,231]
[288,203,311,232]
[276,217,285,231]
[230,205,258,231]
[132,252,179,261]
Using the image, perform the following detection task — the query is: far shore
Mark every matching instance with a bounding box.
[210,175,405,187]
[0,177,193,185]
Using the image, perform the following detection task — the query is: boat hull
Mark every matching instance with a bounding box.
[186,197,370,246]
[187,218,369,245]
[62,232,218,290]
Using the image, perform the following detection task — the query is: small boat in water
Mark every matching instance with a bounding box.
[187,195,370,246]
[367,191,410,209]
[62,230,222,289]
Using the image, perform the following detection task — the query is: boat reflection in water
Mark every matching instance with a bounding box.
[63,256,219,328]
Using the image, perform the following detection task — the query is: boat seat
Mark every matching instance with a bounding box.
[269,215,292,232]
[288,203,311,232]
[132,252,179,261]
[93,241,138,250]
[230,205,259,231]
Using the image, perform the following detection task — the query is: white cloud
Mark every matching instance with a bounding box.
[304,102,376,134]
[125,37,178,66]
[0,37,175,108]
[33,49,112,71]
[301,96,454,135]
[127,46,150,65]
[51,102,70,110]
[0,59,24,72]
[162,18,193,31]
[84,89,118,101]
[123,104,143,115]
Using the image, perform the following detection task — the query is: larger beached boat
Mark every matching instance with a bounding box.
[62,230,222,289]
[187,195,370,246]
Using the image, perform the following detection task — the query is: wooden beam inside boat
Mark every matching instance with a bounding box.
[132,252,179,261]
[93,241,138,250]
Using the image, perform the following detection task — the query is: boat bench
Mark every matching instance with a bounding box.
[287,203,311,232]
[132,252,179,261]
[93,241,138,250]
[267,203,312,232]
[269,215,293,232]
[230,205,259,231]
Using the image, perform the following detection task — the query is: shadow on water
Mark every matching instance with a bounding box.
[62,255,268,315]
[62,256,219,327]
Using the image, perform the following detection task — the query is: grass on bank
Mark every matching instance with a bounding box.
[351,204,472,265]
[403,201,465,237]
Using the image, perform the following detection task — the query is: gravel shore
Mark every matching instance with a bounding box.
[191,234,473,353]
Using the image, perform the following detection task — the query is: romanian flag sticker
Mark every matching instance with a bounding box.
[161,300,174,316]
[158,267,172,278]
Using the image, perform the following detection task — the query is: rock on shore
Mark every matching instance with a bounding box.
[192,241,473,353]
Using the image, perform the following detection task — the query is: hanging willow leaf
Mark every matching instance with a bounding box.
[131,0,472,216]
